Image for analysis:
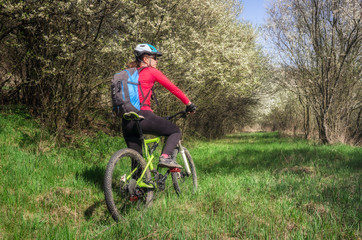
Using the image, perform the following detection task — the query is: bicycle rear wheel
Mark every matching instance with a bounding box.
[171,147,198,195]
[104,148,153,222]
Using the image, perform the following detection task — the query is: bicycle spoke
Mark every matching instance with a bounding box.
[171,147,198,195]
[104,149,153,222]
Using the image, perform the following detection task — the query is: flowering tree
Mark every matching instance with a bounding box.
[266,0,361,144]
[1,0,267,139]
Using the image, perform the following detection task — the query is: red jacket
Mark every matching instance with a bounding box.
[138,67,190,111]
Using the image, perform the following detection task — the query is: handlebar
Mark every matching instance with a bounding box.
[165,111,187,120]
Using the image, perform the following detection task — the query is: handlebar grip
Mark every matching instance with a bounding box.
[185,103,197,113]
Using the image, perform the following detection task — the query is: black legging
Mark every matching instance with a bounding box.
[122,110,181,156]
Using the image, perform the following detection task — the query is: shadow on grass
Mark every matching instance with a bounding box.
[77,165,105,189]
[197,141,361,175]
[197,148,302,175]
[77,166,109,221]
[225,132,280,140]
[84,200,105,220]
[215,132,306,146]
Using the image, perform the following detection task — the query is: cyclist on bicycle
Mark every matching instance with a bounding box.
[123,43,196,169]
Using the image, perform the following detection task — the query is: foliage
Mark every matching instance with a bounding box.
[0,0,267,139]
[1,110,361,239]
[264,0,362,145]
[258,88,320,140]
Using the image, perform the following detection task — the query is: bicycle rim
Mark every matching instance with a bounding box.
[171,147,198,195]
[104,148,153,222]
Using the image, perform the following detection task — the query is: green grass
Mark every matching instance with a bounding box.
[1,108,361,239]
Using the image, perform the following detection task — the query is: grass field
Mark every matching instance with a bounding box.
[1,108,361,239]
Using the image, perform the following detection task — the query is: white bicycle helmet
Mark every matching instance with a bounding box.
[134,43,162,61]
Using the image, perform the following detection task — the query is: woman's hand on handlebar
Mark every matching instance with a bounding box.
[186,102,197,113]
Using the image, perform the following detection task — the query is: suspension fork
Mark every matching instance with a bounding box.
[178,141,191,175]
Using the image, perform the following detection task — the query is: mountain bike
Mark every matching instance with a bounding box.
[104,110,198,222]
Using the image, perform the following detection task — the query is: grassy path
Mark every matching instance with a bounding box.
[1,109,361,239]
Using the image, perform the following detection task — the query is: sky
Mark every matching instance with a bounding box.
[240,0,268,26]
[239,0,276,54]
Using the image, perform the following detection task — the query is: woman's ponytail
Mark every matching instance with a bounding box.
[127,60,140,68]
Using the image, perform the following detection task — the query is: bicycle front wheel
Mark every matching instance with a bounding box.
[104,148,153,222]
[171,147,198,195]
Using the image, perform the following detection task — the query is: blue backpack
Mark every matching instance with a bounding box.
[111,67,151,116]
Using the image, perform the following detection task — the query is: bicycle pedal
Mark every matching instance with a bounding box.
[170,168,181,172]
[129,195,138,202]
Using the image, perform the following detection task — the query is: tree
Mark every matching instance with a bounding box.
[1,0,267,139]
[266,0,361,144]
[0,0,128,135]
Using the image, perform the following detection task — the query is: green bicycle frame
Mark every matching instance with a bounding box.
[122,110,188,190]
[134,136,162,189]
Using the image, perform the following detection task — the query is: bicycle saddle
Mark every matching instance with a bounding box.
[123,112,145,121]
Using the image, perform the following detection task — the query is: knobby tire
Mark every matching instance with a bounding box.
[104,148,153,222]
[171,147,198,195]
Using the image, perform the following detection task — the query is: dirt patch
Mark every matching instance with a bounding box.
[35,187,83,224]
[303,202,329,215]
[36,187,72,203]
[286,221,297,231]
[281,166,316,175]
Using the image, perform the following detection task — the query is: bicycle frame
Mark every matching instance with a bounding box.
[125,110,189,190]
[136,136,162,189]
[104,110,197,222]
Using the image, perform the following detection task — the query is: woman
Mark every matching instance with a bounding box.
[123,43,196,168]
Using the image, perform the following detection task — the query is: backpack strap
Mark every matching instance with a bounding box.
[137,67,157,108]
[138,66,147,73]
[151,86,159,106]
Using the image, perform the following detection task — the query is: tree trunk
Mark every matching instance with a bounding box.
[316,114,329,144]
[303,105,310,139]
